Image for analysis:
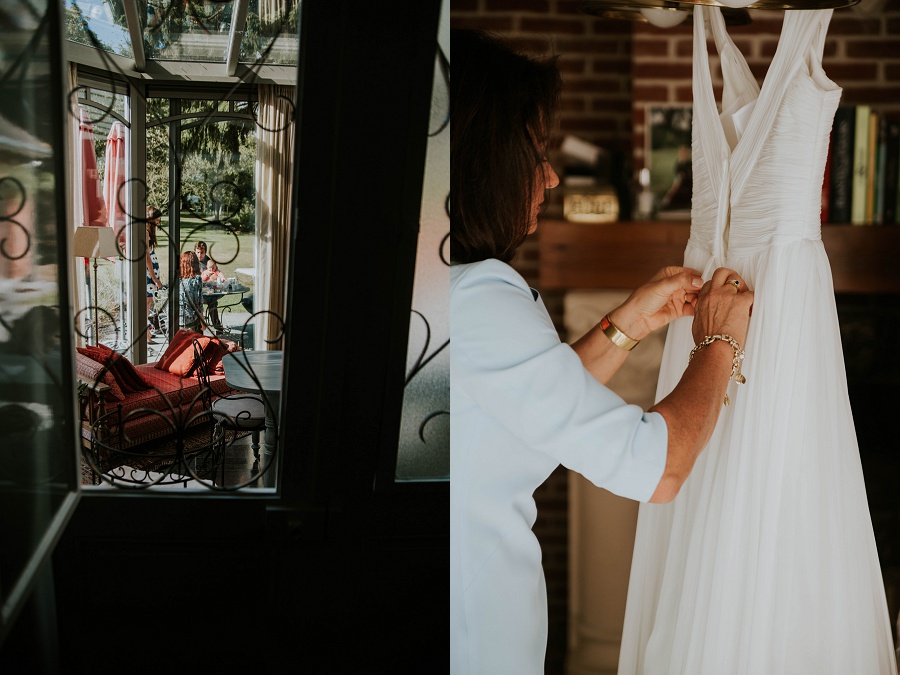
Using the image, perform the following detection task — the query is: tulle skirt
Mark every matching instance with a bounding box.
[618,238,897,675]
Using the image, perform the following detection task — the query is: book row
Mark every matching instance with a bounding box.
[825,105,900,226]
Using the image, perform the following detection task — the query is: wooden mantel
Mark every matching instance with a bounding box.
[538,219,900,294]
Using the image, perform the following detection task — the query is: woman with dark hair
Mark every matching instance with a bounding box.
[450,29,754,674]
[146,206,163,325]
[178,250,205,332]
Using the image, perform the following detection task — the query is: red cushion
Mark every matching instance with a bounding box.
[155,329,206,376]
[74,352,125,400]
[203,337,230,373]
[78,344,151,393]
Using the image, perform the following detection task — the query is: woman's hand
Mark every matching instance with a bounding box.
[608,266,704,340]
[691,267,754,346]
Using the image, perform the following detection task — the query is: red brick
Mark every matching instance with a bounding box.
[566,75,627,93]
[557,57,587,74]
[760,39,779,59]
[506,36,557,54]
[840,86,900,105]
[557,0,585,15]
[824,62,878,83]
[556,36,629,54]
[521,17,587,34]
[448,16,514,31]
[633,106,646,125]
[632,84,669,102]
[886,63,900,81]
[847,40,900,58]
[449,0,478,11]
[675,39,693,58]
[590,18,635,36]
[633,61,692,80]
[557,96,586,113]
[485,0,549,12]
[731,39,754,57]
[829,17,882,36]
[590,98,633,115]
[632,39,668,57]
[674,85,693,103]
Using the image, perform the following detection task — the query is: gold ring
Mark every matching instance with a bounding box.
[728,279,740,288]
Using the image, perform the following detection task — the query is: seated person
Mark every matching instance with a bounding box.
[178,251,206,333]
[201,259,226,284]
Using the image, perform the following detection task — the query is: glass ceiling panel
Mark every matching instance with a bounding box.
[64,0,299,68]
[65,0,134,58]
[145,0,235,62]
[239,0,299,66]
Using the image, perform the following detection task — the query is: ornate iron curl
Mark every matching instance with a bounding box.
[0,177,31,261]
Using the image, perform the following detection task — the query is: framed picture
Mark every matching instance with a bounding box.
[646,105,693,219]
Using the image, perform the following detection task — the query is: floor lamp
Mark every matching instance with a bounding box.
[73,226,120,346]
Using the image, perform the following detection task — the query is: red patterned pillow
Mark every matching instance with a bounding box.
[74,352,125,400]
[78,344,151,394]
[155,329,205,376]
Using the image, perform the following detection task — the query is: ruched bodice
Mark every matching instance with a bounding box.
[618,7,898,674]
[689,7,841,261]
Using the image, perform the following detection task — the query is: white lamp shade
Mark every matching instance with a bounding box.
[73,226,120,259]
[640,7,688,27]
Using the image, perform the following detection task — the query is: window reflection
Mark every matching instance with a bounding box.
[0,0,78,638]
[396,32,450,482]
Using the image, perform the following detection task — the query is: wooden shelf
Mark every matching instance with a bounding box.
[538,219,900,294]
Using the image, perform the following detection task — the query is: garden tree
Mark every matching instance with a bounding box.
[145,98,257,233]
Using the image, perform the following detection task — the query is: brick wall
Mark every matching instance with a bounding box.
[451,3,900,673]
[632,3,900,172]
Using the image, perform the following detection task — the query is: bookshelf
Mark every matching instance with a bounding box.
[538,219,900,294]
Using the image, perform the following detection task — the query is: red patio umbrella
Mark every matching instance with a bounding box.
[79,106,107,229]
[103,121,127,242]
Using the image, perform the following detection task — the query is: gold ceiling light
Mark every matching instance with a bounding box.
[582,1,751,26]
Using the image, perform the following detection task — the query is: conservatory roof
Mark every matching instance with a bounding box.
[65,0,298,85]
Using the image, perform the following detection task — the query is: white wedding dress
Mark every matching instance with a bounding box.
[618,7,898,674]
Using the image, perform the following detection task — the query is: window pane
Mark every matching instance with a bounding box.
[239,0,299,66]
[65,0,134,57]
[1,0,78,634]
[395,42,450,482]
[74,86,131,352]
[144,0,235,62]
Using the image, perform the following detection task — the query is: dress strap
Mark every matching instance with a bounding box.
[729,8,834,204]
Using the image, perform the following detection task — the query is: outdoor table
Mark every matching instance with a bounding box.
[202,283,251,333]
[221,350,282,487]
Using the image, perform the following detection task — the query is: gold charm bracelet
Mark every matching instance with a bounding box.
[688,334,746,406]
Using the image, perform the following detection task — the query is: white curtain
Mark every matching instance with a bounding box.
[67,62,89,347]
[254,84,295,350]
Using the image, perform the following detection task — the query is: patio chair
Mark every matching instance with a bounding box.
[192,338,266,474]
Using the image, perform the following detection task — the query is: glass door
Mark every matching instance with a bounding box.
[0,0,80,646]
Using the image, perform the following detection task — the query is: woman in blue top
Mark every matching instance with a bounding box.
[450,29,755,675]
